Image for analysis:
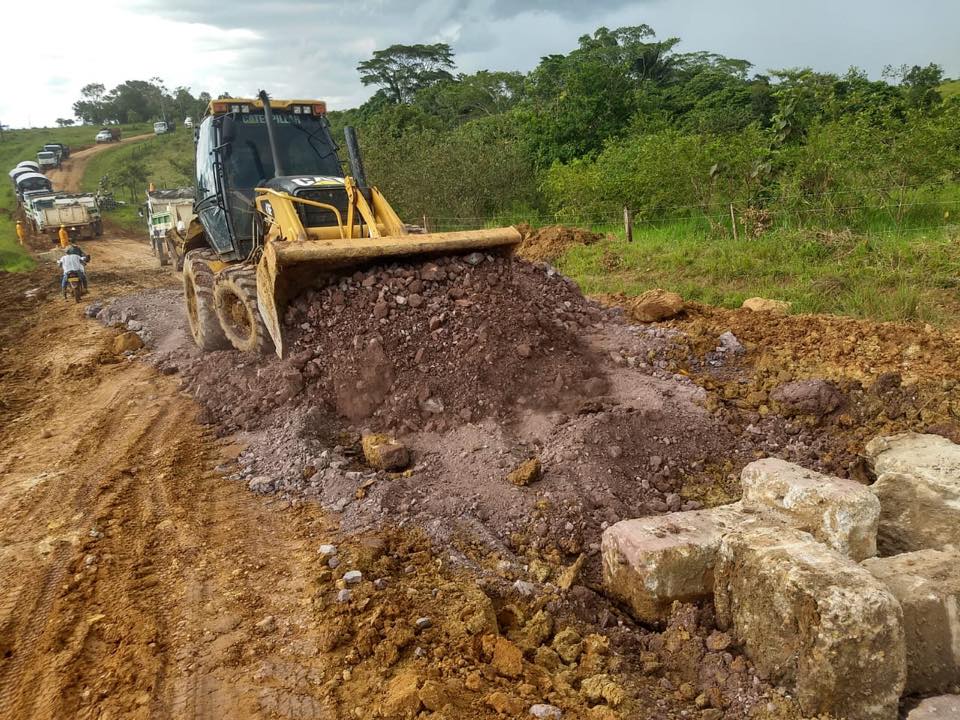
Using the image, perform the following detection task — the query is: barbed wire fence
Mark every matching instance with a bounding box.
[415,184,960,239]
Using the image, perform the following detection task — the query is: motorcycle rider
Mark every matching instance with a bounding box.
[57,248,88,296]
[64,242,90,290]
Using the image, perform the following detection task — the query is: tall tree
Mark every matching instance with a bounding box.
[72,82,108,124]
[520,25,683,165]
[415,70,524,124]
[358,43,456,104]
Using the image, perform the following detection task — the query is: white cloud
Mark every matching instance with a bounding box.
[0,0,257,127]
[1,0,958,128]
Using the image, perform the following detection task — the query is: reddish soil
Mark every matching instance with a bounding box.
[516,224,605,263]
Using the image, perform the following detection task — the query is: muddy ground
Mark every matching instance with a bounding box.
[2,204,959,717]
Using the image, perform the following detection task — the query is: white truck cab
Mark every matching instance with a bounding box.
[37,150,58,171]
[154,121,169,135]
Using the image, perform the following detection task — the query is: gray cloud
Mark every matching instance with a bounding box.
[6,0,960,127]
[487,0,648,20]
[134,0,960,107]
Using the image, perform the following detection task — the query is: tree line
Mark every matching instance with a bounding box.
[335,27,959,230]
[70,26,960,231]
[71,79,219,125]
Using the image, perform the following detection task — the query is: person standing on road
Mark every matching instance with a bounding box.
[15,220,25,246]
[58,224,69,248]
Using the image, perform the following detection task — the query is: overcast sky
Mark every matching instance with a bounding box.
[2,0,958,128]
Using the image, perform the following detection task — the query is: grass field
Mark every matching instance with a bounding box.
[556,220,960,324]
[0,123,150,271]
[941,80,960,100]
[80,129,194,233]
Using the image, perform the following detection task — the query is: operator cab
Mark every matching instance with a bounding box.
[194,97,345,261]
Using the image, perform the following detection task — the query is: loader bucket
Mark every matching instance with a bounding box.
[256,226,522,357]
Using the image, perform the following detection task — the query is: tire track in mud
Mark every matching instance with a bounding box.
[0,241,340,719]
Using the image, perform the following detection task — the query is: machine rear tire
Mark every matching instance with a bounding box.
[213,266,273,355]
[183,250,229,351]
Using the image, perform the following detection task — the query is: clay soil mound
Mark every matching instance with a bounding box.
[177,255,612,436]
[284,254,608,433]
[516,224,604,263]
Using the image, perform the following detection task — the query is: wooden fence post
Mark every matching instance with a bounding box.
[729,203,739,241]
[623,206,633,243]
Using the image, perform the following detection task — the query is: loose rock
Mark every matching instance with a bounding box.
[742,297,791,314]
[628,289,684,323]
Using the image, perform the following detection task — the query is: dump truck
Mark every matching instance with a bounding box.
[46,142,70,159]
[146,187,195,267]
[8,163,39,189]
[14,172,53,203]
[181,91,520,356]
[37,150,59,172]
[42,144,65,163]
[96,128,121,143]
[26,192,102,241]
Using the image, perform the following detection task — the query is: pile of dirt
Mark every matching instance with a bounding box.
[516,224,605,263]
[177,255,612,436]
[659,302,960,479]
[128,254,755,565]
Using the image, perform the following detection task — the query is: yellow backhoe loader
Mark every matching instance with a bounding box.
[181,91,521,356]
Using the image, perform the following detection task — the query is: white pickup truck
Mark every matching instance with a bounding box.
[25,191,103,242]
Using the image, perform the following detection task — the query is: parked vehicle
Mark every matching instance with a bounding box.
[15,160,41,172]
[29,193,102,241]
[146,187,195,267]
[50,142,70,159]
[37,150,59,171]
[153,120,168,135]
[14,172,53,202]
[96,128,120,143]
[184,116,194,128]
[42,143,66,162]
[9,166,37,189]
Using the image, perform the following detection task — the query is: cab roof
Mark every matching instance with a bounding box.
[205,97,327,117]
[15,172,50,185]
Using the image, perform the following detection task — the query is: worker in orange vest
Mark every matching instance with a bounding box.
[15,220,25,246]
[58,224,69,248]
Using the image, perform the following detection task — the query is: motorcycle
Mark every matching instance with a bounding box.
[64,270,83,303]
[61,254,90,303]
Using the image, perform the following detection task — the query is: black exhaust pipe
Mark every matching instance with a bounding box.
[258,89,286,178]
[343,126,368,189]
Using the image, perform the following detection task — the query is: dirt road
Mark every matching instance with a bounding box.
[0,251,353,720]
[0,139,356,719]
[47,134,153,192]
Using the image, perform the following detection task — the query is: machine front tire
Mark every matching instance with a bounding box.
[183,250,229,351]
[157,237,169,267]
[213,266,273,355]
